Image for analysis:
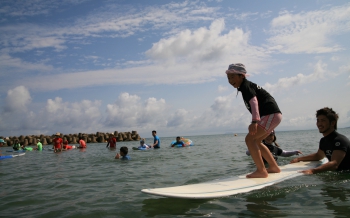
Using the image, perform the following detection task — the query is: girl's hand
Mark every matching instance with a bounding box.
[248,123,257,135]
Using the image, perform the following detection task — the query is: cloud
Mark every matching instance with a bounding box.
[44,97,102,128]
[19,19,271,91]
[105,92,167,128]
[234,12,259,21]
[3,86,31,112]
[0,0,87,17]
[267,3,350,54]
[0,87,102,135]
[218,85,229,92]
[0,1,219,54]
[0,54,53,75]
[263,60,328,94]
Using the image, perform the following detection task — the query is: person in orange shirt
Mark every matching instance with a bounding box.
[52,132,63,152]
[78,136,87,148]
[63,140,74,150]
[106,134,117,149]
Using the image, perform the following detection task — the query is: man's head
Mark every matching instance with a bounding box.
[316,107,338,133]
[152,130,157,136]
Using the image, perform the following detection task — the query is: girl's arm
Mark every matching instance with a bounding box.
[249,97,260,122]
[280,150,302,157]
[248,97,260,135]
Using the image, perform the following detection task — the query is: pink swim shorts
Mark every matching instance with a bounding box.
[258,113,282,133]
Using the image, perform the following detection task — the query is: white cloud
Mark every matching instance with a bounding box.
[0,1,219,53]
[4,86,31,112]
[0,54,53,75]
[44,97,102,128]
[105,93,167,128]
[264,60,328,94]
[218,85,228,92]
[167,109,188,127]
[234,12,259,21]
[19,19,271,91]
[267,4,350,54]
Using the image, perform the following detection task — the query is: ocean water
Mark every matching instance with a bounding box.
[1,128,350,218]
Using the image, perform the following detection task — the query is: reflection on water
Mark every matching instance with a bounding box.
[0,129,349,217]
[142,197,208,217]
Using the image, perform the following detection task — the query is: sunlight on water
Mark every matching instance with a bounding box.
[0,129,349,217]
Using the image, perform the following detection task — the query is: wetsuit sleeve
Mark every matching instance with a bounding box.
[333,136,349,153]
[280,150,299,157]
[249,96,260,121]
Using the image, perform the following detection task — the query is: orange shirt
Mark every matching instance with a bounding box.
[53,138,63,149]
[108,137,117,148]
[79,139,86,148]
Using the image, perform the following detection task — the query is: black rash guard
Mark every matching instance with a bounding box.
[237,78,281,116]
[319,131,350,171]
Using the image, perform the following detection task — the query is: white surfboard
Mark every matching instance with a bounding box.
[141,158,328,199]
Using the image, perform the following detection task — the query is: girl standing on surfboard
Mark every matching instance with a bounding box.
[226,63,282,178]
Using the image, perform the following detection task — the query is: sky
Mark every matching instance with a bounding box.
[0,0,349,138]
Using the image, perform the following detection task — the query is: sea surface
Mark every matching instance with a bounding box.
[1,129,350,218]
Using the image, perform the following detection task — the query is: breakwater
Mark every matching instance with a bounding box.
[0,130,141,146]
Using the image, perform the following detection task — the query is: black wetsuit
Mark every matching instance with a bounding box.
[319,131,350,171]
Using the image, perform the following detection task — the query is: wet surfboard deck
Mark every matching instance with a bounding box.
[141,158,328,199]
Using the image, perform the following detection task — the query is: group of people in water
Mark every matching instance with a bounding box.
[226,63,350,178]
[2,63,349,178]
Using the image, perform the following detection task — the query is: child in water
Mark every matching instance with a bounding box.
[171,136,185,147]
[246,130,302,162]
[115,146,131,160]
[226,63,282,178]
[138,138,150,149]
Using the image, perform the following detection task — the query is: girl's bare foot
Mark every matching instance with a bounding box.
[246,170,268,178]
[267,166,281,174]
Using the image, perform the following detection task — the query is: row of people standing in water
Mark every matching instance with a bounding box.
[226,63,350,178]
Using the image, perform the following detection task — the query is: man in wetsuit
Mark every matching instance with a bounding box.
[291,107,350,173]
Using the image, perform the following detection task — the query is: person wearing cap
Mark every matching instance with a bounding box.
[226,63,282,178]
[52,132,63,152]
[0,138,5,146]
[246,130,302,162]
[106,134,117,149]
[36,139,43,151]
[291,107,350,173]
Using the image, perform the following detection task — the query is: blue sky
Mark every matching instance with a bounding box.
[0,0,349,138]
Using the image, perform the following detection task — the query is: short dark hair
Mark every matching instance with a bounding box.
[316,107,339,130]
[152,130,156,134]
[120,146,128,156]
